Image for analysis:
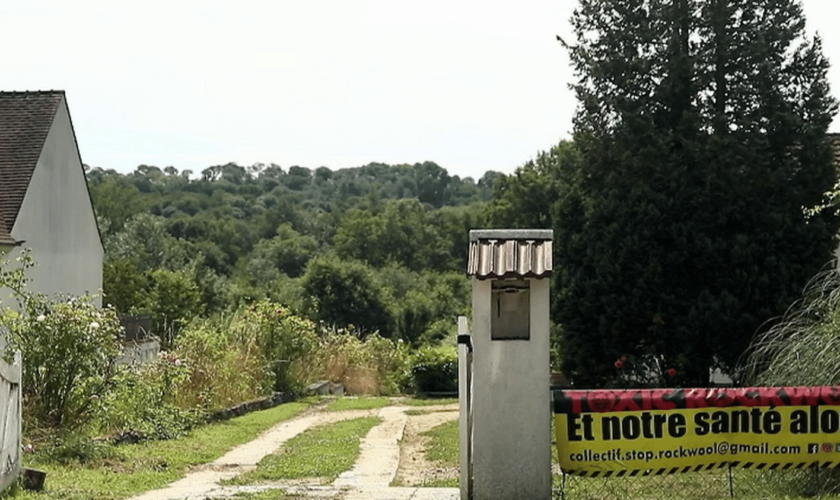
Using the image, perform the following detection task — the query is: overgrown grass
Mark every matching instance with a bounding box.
[229,416,381,485]
[301,331,410,396]
[324,396,389,412]
[8,402,309,500]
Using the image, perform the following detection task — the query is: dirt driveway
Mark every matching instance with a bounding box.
[129,399,460,500]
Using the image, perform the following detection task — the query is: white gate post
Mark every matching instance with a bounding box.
[466,229,552,500]
[458,316,472,500]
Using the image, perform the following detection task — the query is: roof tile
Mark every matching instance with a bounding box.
[0,91,63,236]
[467,229,553,279]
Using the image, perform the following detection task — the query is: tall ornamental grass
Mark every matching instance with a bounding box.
[740,269,840,500]
[742,270,840,386]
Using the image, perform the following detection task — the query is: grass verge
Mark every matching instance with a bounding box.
[228,416,380,485]
[7,401,310,500]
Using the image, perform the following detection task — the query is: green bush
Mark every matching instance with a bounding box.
[3,293,122,429]
[301,257,395,337]
[133,268,203,348]
[410,346,458,394]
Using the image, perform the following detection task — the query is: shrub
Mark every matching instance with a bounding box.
[3,294,122,429]
[301,257,395,337]
[134,268,203,348]
[241,301,319,393]
[410,346,458,394]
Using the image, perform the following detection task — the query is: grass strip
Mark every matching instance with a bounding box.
[8,401,309,500]
[418,418,459,488]
[229,416,380,485]
[324,396,389,412]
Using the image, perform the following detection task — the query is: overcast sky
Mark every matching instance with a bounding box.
[3,1,840,180]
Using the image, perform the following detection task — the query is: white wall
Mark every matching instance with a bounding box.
[11,96,103,304]
[471,277,551,500]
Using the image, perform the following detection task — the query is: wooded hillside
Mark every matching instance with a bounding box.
[88,161,498,346]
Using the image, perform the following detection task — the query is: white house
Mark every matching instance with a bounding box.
[0,90,103,302]
[0,91,102,490]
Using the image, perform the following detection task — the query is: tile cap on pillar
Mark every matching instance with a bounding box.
[469,229,553,242]
[467,229,553,280]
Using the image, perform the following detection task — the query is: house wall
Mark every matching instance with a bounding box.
[10,96,103,305]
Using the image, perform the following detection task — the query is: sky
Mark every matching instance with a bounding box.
[2,1,840,181]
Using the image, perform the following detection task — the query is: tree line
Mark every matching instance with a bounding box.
[88,161,495,347]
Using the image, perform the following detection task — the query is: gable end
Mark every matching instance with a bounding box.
[0,91,63,232]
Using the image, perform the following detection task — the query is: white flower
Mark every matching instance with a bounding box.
[36,314,46,322]
[89,321,100,330]
[174,359,182,367]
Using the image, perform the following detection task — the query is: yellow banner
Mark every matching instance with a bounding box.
[553,387,840,476]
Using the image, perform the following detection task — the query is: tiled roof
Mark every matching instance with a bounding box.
[467,229,553,279]
[0,91,63,239]
[0,216,15,246]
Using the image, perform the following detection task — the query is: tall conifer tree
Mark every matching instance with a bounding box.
[556,0,838,386]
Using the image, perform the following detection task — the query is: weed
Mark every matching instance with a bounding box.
[35,434,118,465]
